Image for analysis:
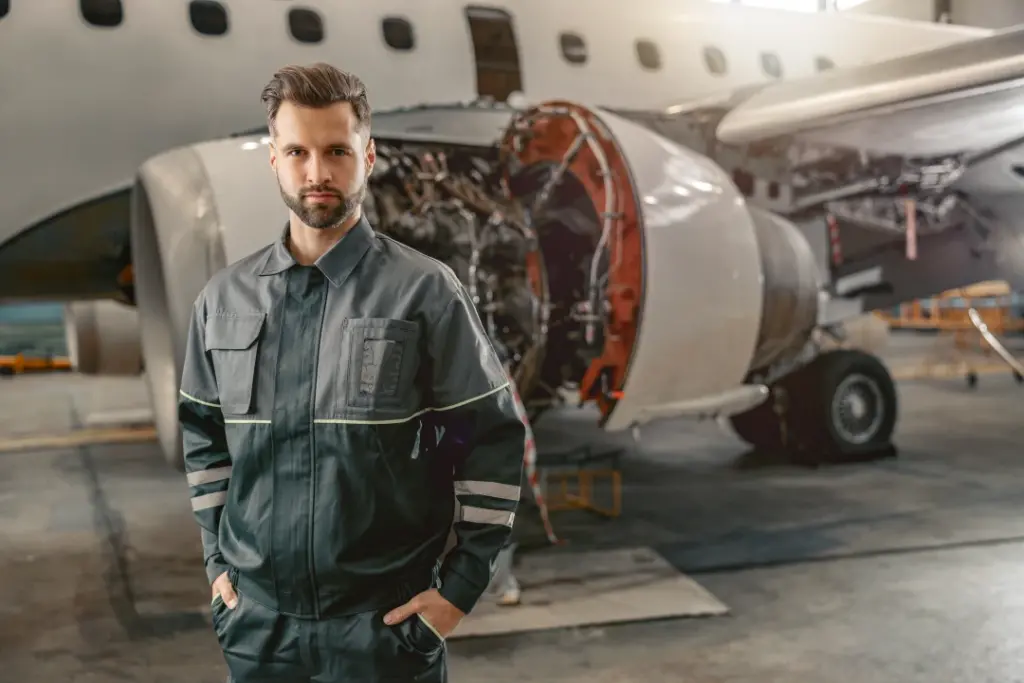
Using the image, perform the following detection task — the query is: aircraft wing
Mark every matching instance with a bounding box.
[716,24,1024,158]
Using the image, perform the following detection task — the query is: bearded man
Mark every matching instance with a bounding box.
[176,63,526,683]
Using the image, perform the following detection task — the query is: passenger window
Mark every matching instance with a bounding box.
[288,7,323,44]
[635,39,661,71]
[382,17,414,51]
[815,56,835,71]
[703,46,727,75]
[761,52,783,79]
[189,0,228,36]
[80,0,123,27]
[559,32,587,65]
[0,0,8,19]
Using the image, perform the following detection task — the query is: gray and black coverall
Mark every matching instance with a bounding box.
[178,217,527,682]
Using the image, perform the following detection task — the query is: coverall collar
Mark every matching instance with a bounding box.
[259,216,375,288]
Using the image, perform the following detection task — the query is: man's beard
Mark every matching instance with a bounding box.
[279,179,367,230]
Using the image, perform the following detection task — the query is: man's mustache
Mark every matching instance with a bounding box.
[301,186,342,198]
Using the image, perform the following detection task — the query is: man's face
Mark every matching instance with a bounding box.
[269,100,375,230]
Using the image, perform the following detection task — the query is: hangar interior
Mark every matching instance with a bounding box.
[3,1,1024,681]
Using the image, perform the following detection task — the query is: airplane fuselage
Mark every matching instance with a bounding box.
[0,0,988,303]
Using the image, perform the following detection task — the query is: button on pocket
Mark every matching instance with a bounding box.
[204,313,265,414]
[342,318,420,412]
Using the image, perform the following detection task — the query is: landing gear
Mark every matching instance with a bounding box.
[729,387,786,452]
[730,349,898,463]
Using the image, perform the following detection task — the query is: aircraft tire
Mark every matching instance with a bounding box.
[788,348,898,462]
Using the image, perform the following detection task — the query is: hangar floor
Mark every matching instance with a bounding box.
[2,331,1023,682]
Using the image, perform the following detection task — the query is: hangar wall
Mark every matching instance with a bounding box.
[838,0,935,22]
[950,1,1024,28]
[839,0,1024,28]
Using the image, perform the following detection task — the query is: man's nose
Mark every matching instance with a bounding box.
[306,155,331,184]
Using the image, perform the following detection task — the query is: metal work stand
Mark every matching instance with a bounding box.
[536,443,624,519]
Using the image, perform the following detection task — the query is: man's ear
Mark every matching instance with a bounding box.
[268,141,277,172]
[365,137,376,176]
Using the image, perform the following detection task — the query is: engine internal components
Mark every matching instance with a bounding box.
[364,142,549,401]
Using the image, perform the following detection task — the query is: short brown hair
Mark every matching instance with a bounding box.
[260,63,371,135]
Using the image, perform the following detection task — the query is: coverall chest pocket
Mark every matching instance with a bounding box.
[341,318,420,412]
[205,313,265,415]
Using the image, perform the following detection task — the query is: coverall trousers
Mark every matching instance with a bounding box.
[211,577,447,683]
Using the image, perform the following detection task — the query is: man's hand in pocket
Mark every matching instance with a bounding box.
[383,588,465,638]
[212,571,238,609]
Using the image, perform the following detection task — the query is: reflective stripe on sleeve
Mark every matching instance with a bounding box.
[454,480,521,501]
[459,506,515,527]
[179,389,220,408]
[432,382,510,413]
[186,465,232,487]
[191,490,227,511]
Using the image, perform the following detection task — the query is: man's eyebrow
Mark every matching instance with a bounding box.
[281,142,354,153]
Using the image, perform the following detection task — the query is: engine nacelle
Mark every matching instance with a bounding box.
[129,100,820,469]
[745,206,821,373]
[130,140,282,466]
[63,299,143,375]
[499,102,770,429]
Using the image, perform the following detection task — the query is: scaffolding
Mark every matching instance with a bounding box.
[877,281,1024,386]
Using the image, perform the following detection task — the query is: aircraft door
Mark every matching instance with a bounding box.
[464,6,523,103]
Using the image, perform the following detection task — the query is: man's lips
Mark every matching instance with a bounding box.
[304,193,339,201]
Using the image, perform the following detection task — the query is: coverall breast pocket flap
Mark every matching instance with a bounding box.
[205,313,265,415]
[344,318,419,410]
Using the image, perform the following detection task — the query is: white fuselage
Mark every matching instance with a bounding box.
[0,0,988,264]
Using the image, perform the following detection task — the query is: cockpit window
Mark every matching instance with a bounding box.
[559,32,587,65]
[80,0,123,27]
[0,0,8,19]
[189,0,229,37]
[382,17,414,51]
[636,39,661,71]
[288,7,323,44]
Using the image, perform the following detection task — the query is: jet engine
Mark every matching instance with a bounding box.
[127,101,820,469]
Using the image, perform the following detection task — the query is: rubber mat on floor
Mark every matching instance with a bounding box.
[453,546,728,638]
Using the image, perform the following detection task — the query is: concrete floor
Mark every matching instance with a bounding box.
[455,372,1024,683]
[2,337,1023,682]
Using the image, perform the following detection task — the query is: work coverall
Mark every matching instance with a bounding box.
[178,218,527,682]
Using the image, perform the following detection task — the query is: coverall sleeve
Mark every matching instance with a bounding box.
[178,295,233,585]
[429,283,528,615]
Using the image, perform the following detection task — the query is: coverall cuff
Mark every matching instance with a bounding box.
[439,569,484,615]
[205,555,231,585]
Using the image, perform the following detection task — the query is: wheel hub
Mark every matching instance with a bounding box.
[830,372,885,445]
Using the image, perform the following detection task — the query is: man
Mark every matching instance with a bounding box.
[178,63,526,682]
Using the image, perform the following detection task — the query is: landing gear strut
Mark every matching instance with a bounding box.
[730,349,898,464]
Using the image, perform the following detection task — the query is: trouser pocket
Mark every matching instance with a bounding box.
[333,607,446,682]
[210,588,243,643]
[217,593,311,682]
[413,613,445,652]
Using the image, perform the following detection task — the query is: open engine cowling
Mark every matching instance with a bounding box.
[129,100,818,469]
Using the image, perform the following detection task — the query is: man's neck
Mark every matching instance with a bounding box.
[287,211,361,266]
